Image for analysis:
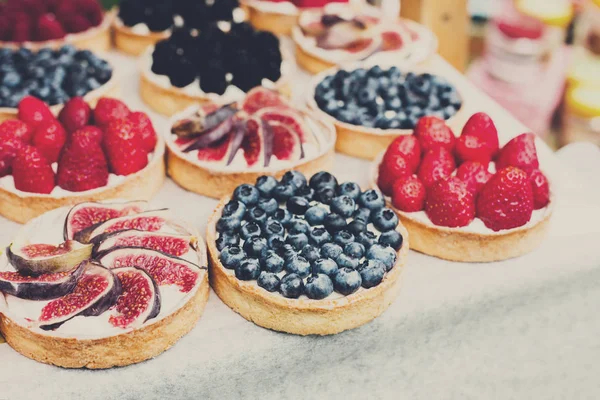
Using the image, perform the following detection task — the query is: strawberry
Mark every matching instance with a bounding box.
[58,97,91,134]
[36,13,66,41]
[0,119,33,143]
[57,130,108,192]
[128,112,157,152]
[73,125,103,145]
[12,146,55,194]
[62,14,92,33]
[476,166,534,231]
[391,175,426,212]
[0,137,26,177]
[425,177,475,227]
[18,96,55,129]
[77,0,104,26]
[93,98,131,128]
[377,153,411,196]
[460,112,499,156]
[104,119,148,176]
[529,169,550,210]
[413,116,455,153]
[417,147,456,189]
[455,134,495,165]
[495,133,539,173]
[456,161,492,195]
[32,119,67,163]
[383,135,421,173]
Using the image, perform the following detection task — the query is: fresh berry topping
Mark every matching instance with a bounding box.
[255,175,278,197]
[529,169,550,210]
[371,208,399,232]
[128,112,157,153]
[455,161,493,195]
[377,153,411,196]
[286,196,310,215]
[344,242,365,259]
[220,246,246,270]
[37,13,65,41]
[12,145,55,194]
[31,119,66,163]
[0,136,26,177]
[414,116,456,153]
[455,134,495,165]
[378,230,403,250]
[103,118,148,176]
[257,271,281,292]
[309,171,338,190]
[333,268,362,295]
[358,260,386,288]
[0,120,33,143]
[233,184,260,206]
[460,112,499,156]
[425,177,475,228]
[305,205,328,226]
[272,182,296,202]
[285,255,311,278]
[235,259,261,281]
[384,135,421,173]
[417,147,456,189]
[330,195,356,218]
[313,258,338,277]
[93,98,131,128]
[335,181,361,199]
[56,129,108,192]
[366,244,396,271]
[58,97,91,134]
[281,170,307,189]
[391,175,426,212]
[279,273,304,298]
[262,250,285,273]
[495,133,539,173]
[358,189,385,211]
[17,96,54,128]
[304,273,334,299]
[243,236,268,258]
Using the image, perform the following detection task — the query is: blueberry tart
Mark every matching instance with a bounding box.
[207,171,409,335]
[0,201,208,368]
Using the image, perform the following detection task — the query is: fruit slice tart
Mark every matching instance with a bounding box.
[292,3,437,74]
[140,22,292,117]
[207,170,409,335]
[0,96,165,224]
[308,64,465,160]
[167,87,336,199]
[0,200,208,368]
[0,0,114,52]
[114,0,240,56]
[370,113,553,262]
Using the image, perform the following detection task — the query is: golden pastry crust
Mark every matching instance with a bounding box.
[244,2,300,36]
[206,198,410,335]
[295,43,336,75]
[113,21,170,56]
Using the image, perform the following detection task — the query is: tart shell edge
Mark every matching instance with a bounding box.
[113,22,170,56]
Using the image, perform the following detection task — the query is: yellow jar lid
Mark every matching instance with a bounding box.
[568,47,600,86]
[593,0,600,8]
[515,0,574,28]
[566,86,600,118]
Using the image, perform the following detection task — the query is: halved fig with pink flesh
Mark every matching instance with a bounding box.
[346,37,375,53]
[226,120,246,166]
[92,230,196,258]
[97,247,202,293]
[0,261,86,300]
[64,201,148,241]
[7,240,93,275]
[381,31,404,51]
[269,121,303,161]
[256,107,314,144]
[316,21,368,50]
[196,134,233,162]
[109,267,161,329]
[38,261,122,331]
[243,117,271,167]
[182,116,235,153]
[241,87,290,115]
[171,103,237,138]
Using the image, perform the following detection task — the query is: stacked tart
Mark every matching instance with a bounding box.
[0,201,208,368]
[309,64,464,159]
[0,0,113,52]
[167,88,335,199]
[207,171,408,335]
[0,96,165,223]
[140,23,291,116]
[372,113,553,262]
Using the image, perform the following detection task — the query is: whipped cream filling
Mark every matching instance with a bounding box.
[114,16,175,36]
[249,0,298,15]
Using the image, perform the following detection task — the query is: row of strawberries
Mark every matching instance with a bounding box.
[0,96,157,194]
[377,113,550,232]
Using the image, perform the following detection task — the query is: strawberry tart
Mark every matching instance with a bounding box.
[0,201,208,368]
[140,23,292,117]
[0,0,114,52]
[167,87,336,199]
[371,113,553,262]
[0,97,165,224]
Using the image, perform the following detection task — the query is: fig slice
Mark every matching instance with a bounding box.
[269,121,303,162]
[242,117,271,167]
[7,240,93,276]
[109,267,161,329]
[241,87,290,115]
[64,201,148,241]
[0,261,86,301]
[97,247,202,293]
[171,103,237,139]
[79,209,172,244]
[316,21,369,50]
[255,107,315,144]
[92,230,197,258]
[38,261,122,331]
[182,116,235,153]
[381,31,404,51]
[226,119,246,166]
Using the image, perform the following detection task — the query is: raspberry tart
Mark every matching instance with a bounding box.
[0,0,114,52]
[0,201,208,368]
[371,113,553,262]
[207,171,408,335]
[0,97,165,223]
[308,64,465,160]
[140,23,291,117]
[167,87,335,199]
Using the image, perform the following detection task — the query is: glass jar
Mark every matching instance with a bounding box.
[562,85,600,146]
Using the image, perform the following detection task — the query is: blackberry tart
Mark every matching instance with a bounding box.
[140,23,291,116]
[0,201,209,368]
[207,171,409,335]
[308,63,466,160]
[167,87,335,199]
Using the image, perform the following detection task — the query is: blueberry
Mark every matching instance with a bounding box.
[233,184,260,206]
[216,216,241,233]
[333,268,362,295]
[246,207,267,225]
[281,171,307,189]
[294,185,314,201]
[313,258,338,277]
[289,219,310,234]
[309,226,332,246]
[336,182,361,200]
[300,244,321,264]
[1,71,20,88]
[334,230,355,247]
[243,236,268,258]
[280,244,298,262]
[255,175,278,196]
[358,260,386,288]
[273,183,296,202]
[321,243,343,260]
[286,232,309,250]
[262,250,285,273]
[314,186,335,205]
[443,105,457,119]
[267,235,286,252]
[344,242,365,259]
[371,208,399,232]
[368,65,384,78]
[305,206,328,226]
[357,231,378,249]
[379,230,404,251]
[309,171,338,191]
[358,189,385,211]
[324,213,347,233]
[330,195,356,218]
[219,246,246,269]
[336,253,359,269]
[353,207,371,223]
[272,208,292,226]
[257,197,279,215]
[287,196,310,215]
[366,244,397,271]
[235,258,261,280]
[346,220,367,236]
[279,273,304,298]
[304,273,334,299]
[257,271,280,292]
[216,232,239,251]
[285,255,311,278]
[264,219,285,237]
[240,222,262,240]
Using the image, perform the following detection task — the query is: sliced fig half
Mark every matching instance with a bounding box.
[64,201,148,241]
[346,37,375,53]
[316,21,368,50]
[171,103,237,138]
[38,261,122,331]
[182,116,235,153]
[381,31,404,51]
[0,261,86,301]
[269,121,303,162]
[243,117,269,167]
[226,119,246,166]
[256,107,315,144]
[196,133,233,163]
[241,87,290,115]
[7,241,93,276]
[97,247,202,293]
[93,230,197,258]
[109,267,161,329]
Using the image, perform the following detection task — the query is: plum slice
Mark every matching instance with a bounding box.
[78,209,172,244]
[241,87,290,115]
[109,267,160,329]
[7,240,93,276]
[93,230,197,258]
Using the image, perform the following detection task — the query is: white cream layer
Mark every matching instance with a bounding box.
[249,0,298,15]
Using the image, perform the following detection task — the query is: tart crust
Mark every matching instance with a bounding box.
[206,198,410,335]
[113,21,170,56]
[245,2,300,36]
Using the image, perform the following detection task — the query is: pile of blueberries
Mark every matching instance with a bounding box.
[314,65,463,130]
[216,171,404,300]
[0,46,112,108]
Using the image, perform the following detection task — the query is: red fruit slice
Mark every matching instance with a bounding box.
[346,38,374,53]
[109,267,160,329]
[242,118,266,167]
[242,87,289,115]
[197,134,232,162]
[93,230,195,258]
[83,209,171,243]
[270,121,302,161]
[255,107,314,144]
[381,31,404,51]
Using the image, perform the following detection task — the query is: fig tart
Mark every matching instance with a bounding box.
[0,201,208,368]
[167,87,335,199]
[0,97,165,224]
[371,113,553,262]
[207,171,409,335]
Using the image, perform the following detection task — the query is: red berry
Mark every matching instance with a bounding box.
[460,112,499,156]
[58,97,91,134]
[93,98,131,128]
[384,135,421,173]
[17,96,55,129]
[0,137,26,177]
[495,133,539,173]
[104,119,148,176]
[417,147,456,189]
[36,13,66,41]
[73,125,103,145]
[12,146,55,194]
[62,14,92,33]
[377,153,411,196]
[57,130,108,192]
[456,161,492,195]
[32,119,67,164]
[0,119,33,143]
[413,116,456,153]
[425,177,475,228]
[128,112,157,152]
[391,175,426,212]
[476,167,534,231]
[529,169,550,210]
[455,134,495,165]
